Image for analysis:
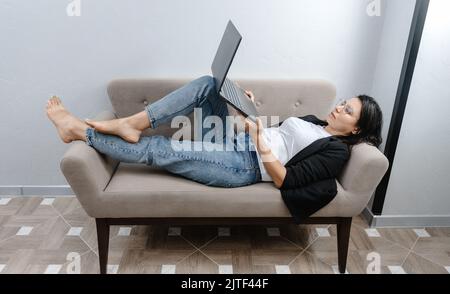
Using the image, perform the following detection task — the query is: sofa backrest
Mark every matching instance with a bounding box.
[107,78,336,138]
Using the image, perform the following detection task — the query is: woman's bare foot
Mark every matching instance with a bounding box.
[46,96,88,143]
[85,112,149,144]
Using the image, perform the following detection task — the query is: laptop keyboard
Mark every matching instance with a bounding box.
[222,78,243,109]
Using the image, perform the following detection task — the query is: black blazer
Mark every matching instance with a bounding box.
[276,115,350,223]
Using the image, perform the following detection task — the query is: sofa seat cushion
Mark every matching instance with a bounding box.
[95,163,355,219]
[99,163,289,218]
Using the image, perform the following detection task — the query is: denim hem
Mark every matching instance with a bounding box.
[85,127,95,146]
[145,105,157,129]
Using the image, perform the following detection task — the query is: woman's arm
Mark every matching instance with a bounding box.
[245,117,287,189]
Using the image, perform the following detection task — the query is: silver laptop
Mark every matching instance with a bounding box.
[211,20,258,123]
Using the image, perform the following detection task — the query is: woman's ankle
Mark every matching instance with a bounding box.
[127,111,152,131]
[73,124,88,142]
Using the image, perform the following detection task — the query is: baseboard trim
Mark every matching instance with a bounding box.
[362,207,450,228]
[361,206,376,227]
[0,186,73,196]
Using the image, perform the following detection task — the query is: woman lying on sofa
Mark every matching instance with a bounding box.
[46,75,383,220]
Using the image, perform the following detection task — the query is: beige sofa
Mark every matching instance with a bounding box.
[60,78,389,274]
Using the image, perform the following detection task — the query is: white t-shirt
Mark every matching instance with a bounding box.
[253,117,332,182]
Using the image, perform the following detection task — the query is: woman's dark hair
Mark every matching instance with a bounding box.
[336,94,383,148]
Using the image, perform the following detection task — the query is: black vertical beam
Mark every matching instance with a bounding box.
[372,0,430,215]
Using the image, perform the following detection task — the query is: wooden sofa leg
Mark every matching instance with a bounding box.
[95,218,110,274]
[337,217,352,274]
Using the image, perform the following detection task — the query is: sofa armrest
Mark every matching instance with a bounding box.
[314,144,389,218]
[60,110,119,214]
[338,143,389,195]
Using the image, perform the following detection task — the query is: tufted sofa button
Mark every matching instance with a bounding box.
[143,100,149,106]
[255,101,261,107]
[294,101,301,107]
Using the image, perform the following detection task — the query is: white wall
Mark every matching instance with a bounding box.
[370,0,417,152]
[0,0,386,190]
[367,0,416,209]
[382,0,450,216]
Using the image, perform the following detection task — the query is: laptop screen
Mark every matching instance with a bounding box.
[211,20,242,93]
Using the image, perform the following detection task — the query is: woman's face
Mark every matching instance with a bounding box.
[325,97,362,136]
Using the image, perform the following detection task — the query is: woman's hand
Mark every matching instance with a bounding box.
[244,90,256,103]
[244,117,271,155]
[232,90,257,135]
[244,116,263,137]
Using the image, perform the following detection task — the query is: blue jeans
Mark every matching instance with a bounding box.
[85,75,262,188]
